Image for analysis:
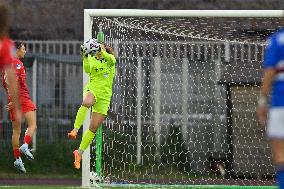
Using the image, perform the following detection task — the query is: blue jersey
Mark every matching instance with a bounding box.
[264,29,284,107]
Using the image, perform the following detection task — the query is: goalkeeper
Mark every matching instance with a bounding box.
[68,41,116,169]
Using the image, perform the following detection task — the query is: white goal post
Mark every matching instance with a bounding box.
[83,9,284,187]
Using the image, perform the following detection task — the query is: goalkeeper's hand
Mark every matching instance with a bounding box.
[80,45,88,57]
[99,44,105,52]
[80,45,84,54]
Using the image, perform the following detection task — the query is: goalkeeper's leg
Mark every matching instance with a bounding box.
[68,92,95,139]
[73,112,105,169]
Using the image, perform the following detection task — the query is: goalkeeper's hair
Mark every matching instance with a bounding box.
[0,0,10,37]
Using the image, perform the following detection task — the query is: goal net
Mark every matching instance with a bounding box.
[84,10,284,188]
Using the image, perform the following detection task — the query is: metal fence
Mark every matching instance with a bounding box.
[0,40,273,178]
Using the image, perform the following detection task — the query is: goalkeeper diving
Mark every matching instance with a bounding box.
[67,38,116,169]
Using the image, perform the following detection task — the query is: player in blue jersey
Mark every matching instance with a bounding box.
[257,29,284,189]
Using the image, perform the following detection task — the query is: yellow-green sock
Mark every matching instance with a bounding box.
[79,129,95,151]
[74,106,88,130]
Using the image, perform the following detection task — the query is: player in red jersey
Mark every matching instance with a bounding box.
[0,1,21,123]
[2,42,37,173]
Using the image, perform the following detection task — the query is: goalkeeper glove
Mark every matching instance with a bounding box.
[80,45,88,57]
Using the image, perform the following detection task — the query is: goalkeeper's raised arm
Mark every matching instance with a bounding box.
[83,55,90,74]
[100,44,116,66]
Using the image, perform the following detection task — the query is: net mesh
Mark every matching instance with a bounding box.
[89,16,284,186]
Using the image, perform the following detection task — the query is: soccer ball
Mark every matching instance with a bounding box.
[81,38,100,56]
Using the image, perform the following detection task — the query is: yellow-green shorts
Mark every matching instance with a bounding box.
[83,83,111,116]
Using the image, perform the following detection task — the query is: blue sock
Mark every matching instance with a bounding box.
[276,168,284,189]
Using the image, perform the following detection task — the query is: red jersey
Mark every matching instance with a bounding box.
[2,57,36,121]
[0,37,15,70]
[3,58,32,102]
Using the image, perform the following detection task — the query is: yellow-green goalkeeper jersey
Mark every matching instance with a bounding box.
[83,50,116,100]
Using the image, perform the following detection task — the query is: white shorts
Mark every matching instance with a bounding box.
[267,107,284,139]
